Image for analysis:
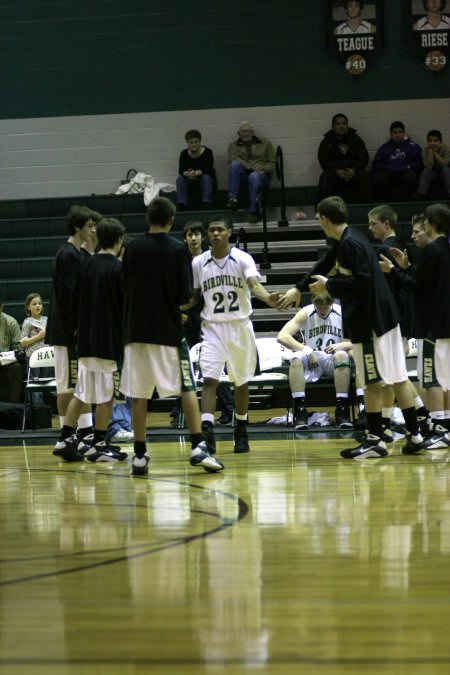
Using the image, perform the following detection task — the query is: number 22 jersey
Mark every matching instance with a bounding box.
[192,247,260,322]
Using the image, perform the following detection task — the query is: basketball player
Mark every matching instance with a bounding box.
[188,215,281,454]
[120,197,224,476]
[277,291,354,429]
[173,220,234,427]
[278,195,425,460]
[334,1,376,35]
[382,204,450,451]
[367,204,428,442]
[413,0,450,30]
[53,218,128,463]
[46,205,97,458]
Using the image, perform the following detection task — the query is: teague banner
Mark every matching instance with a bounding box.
[327,1,384,77]
[406,0,450,74]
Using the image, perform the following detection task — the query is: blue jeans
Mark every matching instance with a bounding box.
[106,397,133,440]
[228,160,271,211]
[176,174,215,206]
[417,166,450,196]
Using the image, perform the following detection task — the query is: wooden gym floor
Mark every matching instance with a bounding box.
[1,410,450,674]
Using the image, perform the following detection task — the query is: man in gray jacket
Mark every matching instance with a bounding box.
[226,122,276,223]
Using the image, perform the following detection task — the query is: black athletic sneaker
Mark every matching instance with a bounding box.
[81,433,121,452]
[234,425,250,453]
[130,454,150,476]
[354,408,367,431]
[217,412,233,425]
[84,441,128,463]
[340,435,388,459]
[293,403,309,430]
[190,441,225,473]
[84,450,120,463]
[53,435,90,462]
[335,403,353,429]
[381,426,394,443]
[77,432,95,446]
[401,437,427,455]
[201,422,216,454]
[427,420,448,435]
[422,432,450,450]
[417,415,430,436]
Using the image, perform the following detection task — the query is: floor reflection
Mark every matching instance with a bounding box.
[1,439,450,670]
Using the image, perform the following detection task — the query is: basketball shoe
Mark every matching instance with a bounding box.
[340,434,388,459]
[53,435,90,462]
[190,441,224,473]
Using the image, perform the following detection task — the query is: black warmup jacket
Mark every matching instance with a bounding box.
[122,232,191,348]
[46,242,83,348]
[378,235,414,338]
[296,227,399,344]
[392,235,450,339]
[72,253,124,362]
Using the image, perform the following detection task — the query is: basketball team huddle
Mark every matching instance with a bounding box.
[46,195,450,475]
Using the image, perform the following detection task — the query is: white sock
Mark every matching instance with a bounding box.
[201,413,215,425]
[78,413,93,428]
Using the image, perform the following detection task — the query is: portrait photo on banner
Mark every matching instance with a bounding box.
[327,1,383,77]
[406,0,450,73]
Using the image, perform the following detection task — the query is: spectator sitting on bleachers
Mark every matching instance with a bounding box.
[277,291,354,430]
[372,121,423,202]
[318,113,371,203]
[226,122,276,223]
[0,303,23,403]
[176,130,216,211]
[413,129,450,201]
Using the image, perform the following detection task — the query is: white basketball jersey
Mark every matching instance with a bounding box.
[303,303,343,351]
[192,247,260,322]
[414,15,450,30]
[334,20,374,34]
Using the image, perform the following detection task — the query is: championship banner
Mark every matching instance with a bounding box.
[327,1,383,77]
[406,0,450,74]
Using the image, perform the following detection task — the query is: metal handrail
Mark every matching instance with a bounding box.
[275,146,289,227]
[256,188,271,269]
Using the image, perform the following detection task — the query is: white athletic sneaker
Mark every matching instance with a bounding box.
[131,454,150,477]
[110,429,134,443]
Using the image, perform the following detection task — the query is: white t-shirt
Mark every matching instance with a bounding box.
[192,247,260,322]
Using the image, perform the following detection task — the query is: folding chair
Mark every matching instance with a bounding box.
[21,346,56,433]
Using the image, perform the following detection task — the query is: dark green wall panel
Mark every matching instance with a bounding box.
[0,1,447,120]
